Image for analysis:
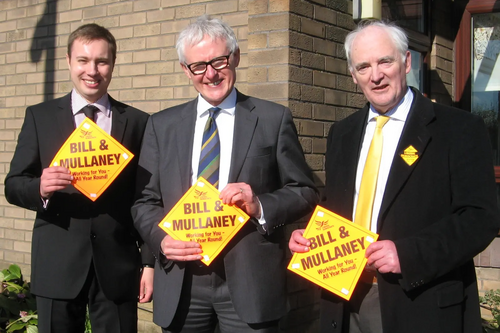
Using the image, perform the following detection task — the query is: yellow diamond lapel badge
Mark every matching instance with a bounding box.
[158,177,250,266]
[50,119,134,201]
[400,145,419,166]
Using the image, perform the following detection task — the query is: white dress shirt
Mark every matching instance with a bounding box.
[353,88,414,233]
[190,88,266,225]
[71,89,112,134]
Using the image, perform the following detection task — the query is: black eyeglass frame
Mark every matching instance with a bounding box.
[185,52,232,75]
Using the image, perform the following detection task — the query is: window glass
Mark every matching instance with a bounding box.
[407,49,422,91]
[382,0,425,34]
[471,12,500,165]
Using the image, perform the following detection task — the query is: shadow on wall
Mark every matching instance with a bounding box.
[30,0,58,102]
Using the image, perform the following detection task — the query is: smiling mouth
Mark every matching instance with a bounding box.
[208,80,222,87]
[84,79,99,85]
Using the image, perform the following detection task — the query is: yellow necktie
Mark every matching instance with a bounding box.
[354,115,390,230]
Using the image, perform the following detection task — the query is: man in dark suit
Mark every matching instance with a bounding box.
[132,15,318,333]
[289,20,500,333]
[5,24,154,333]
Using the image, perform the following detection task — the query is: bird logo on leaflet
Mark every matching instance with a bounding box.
[194,189,211,200]
[315,220,333,231]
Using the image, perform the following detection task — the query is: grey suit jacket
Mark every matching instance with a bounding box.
[321,88,500,333]
[5,93,152,301]
[132,91,318,326]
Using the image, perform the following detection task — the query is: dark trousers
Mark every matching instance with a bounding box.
[36,264,137,333]
[164,261,279,333]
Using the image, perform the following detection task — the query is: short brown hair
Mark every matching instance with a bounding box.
[67,23,117,64]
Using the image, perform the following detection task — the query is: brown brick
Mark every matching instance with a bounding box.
[111,27,134,40]
[248,0,268,15]
[119,64,146,76]
[289,31,313,51]
[313,38,335,56]
[245,82,287,101]
[314,104,336,121]
[146,35,175,49]
[301,17,325,38]
[290,66,312,84]
[120,12,147,26]
[290,100,313,119]
[161,0,190,6]
[301,51,324,70]
[325,25,348,43]
[146,87,174,100]
[108,2,134,15]
[313,71,335,88]
[247,67,267,83]
[268,31,290,48]
[133,0,161,12]
[83,6,107,19]
[248,33,268,50]
[133,50,161,63]
[175,5,206,19]
[248,48,288,66]
[325,89,346,105]
[133,75,160,88]
[160,19,191,34]
[269,65,288,82]
[269,0,290,12]
[248,13,289,32]
[207,0,238,14]
[312,137,327,153]
[118,88,145,102]
[147,8,175,22]
[119,38,146,51]
[160,73,190,87]
[59,10,83,23]
[134,24,161,37]
[7,7,27,20]
[146,62,174,75]
[325,57,346,74]
[297,119,324,137]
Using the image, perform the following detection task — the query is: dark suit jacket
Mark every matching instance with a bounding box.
[132,91,318,327]
[5,93,152,302]
[321,88,500,333]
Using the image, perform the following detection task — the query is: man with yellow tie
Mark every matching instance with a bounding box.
[289,20,499,333]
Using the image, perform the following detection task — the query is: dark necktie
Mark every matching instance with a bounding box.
[198,107,221,188]
[80,104,99,122]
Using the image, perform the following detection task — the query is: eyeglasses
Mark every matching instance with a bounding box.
[185,53,232,75]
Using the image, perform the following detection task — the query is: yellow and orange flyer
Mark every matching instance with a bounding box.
[287,206,379,300]
[158,177,250,266]
[50,119,133,201]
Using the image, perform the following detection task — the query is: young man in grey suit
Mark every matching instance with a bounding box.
[289,20,500,333]
[132,15,318,333]
[5,24,154,333]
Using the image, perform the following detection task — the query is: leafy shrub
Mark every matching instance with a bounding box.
[480,289,500,333]
[0,264,37,333]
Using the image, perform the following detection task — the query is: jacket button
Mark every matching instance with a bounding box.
[331,320,337,328]
[91,233,96,240]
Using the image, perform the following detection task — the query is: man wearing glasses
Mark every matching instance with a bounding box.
[132,15,318,333]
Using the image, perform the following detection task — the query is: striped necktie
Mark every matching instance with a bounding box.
[198,107,221,188]
[80,104,98,122]
[354,115,390,230]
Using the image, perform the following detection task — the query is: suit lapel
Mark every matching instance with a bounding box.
[176,100,197,192]
[378,90,434,229]
[56,94,76,141]
[109,96,126,142]
[330,107,368,218]
[228,92,258,182]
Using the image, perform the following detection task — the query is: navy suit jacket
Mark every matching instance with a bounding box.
[321,88,500,333]
[5,93,152,302]
[132,91,318,326]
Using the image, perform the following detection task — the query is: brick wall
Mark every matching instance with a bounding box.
[1,0,498,332]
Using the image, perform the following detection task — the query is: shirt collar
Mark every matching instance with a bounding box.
[367,87,413,123]
[71,89,111,117]
[197,88,237,117]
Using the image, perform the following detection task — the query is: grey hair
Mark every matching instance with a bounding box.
[344,20,408,71]
[176,15,239,64]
